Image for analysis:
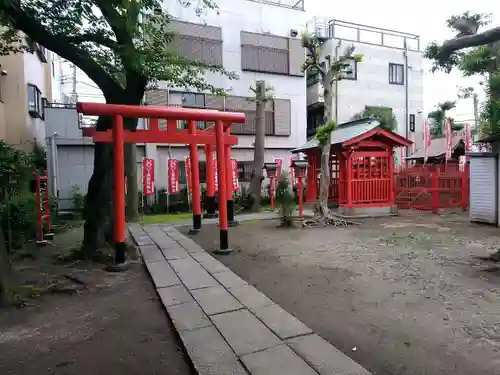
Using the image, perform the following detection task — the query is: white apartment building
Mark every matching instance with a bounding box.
[0,40,52,149]
[305,18,424,154]
[143,0,308,186]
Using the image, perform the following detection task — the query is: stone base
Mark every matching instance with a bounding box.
[337,205,398,218]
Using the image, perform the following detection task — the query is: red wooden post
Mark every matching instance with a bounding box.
[298,176,304,218]
[306,152,317,202]
[432,171,439,214]
[214,120,230,253]
[225,142,238,226]
[113,115,127,263]
[270,177,276,210]
[461,163,469,211]
[346,153,353,207]
[188,120,202,233]
[388,149,396,206]
[44,170,51,234]
[35,170,43,242]
[204,145,217,218]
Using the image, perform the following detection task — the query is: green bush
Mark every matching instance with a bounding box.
[275,172,296,227]
[71,185,85,212]
[0,193,38,249]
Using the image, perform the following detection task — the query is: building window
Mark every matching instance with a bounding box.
[180,92,206,130]
[389,63,404,85]
[306,67,320,87]
[241,44,289,75]
[27,84,43,118]
[342,58,358,80]
[237,161,253,182]
[175,35,223,67]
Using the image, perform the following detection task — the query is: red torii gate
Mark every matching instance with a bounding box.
[77,102,245,263]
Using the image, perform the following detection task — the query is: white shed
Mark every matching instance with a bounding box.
[468,153,497,224]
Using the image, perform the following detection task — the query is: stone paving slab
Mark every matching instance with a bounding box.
[139,245,165,263]
[166,301,212,332]
[179,326,249,375]
[287,334,372,375]
[227,285,274,309]
[130,224,371,375]
[144,260,181,288]
[251,303,313,340]
[210,309,282,356]
[212,270,248,288]
[161,246,190,260]
[158,284,193,307]
[241,344,318,375]
[191,286,243,316]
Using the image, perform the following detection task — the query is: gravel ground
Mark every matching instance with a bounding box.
[182,211,500,375]
[0,229,194,375]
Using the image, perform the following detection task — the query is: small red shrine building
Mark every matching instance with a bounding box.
[293,117,412,217]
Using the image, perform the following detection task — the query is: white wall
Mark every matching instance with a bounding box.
[161,0,308,151]
[23,51,49,145]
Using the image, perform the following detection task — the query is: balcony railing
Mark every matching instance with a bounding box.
[247,0,304,11]
[306,17,420,51]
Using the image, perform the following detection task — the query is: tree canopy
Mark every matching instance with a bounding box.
[0,0,236,101]
[351,106,397,132]
[425,12,500,136]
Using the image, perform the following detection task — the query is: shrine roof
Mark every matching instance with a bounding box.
[292,117,411,153]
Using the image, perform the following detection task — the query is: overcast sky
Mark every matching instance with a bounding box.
[305,0,496,122]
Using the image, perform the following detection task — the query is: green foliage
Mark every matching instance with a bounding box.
[428,101,457,137]
[0,194,38,249]
[352,106,397,131]
[480,72,500,136]
[71,185,85,212]
[0,1,236,99]
[314,121,336,146]
[275,172,295,227]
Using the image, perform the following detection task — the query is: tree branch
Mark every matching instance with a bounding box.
[67,33,118,50]
[437,26,500,60]
[1,1,124,97]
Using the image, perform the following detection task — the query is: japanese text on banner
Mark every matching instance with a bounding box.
[185,157,192,192]
[167,159,179,194]
[142,158,155,196]
[231,159,240,191]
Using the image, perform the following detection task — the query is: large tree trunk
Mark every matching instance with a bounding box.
[249,81,266,212]
[81,94,142,258]
[317,85,333,217]
[0,220,12,305]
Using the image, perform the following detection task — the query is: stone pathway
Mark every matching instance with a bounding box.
[129,223,371,375]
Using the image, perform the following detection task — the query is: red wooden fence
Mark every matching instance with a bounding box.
[394,164,469,212]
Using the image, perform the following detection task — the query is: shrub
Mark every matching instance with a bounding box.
[0,193,38,249]
[275,172,296,227]
[71,185,85,212]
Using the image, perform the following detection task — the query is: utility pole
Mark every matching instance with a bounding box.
[403,39,410,156]
[472,93,479,141]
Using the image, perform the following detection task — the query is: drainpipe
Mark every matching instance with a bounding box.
[49,132,59,198]
[334,40,341,123]
[403,39,410,156]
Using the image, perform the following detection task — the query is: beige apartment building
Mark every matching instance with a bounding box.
[0,40,52,149]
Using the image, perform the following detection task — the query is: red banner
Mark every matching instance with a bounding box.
[231,159,240,191]
[444,118,452,160]
[142,158,155,196]
[168,158,180,194]
[213,157,218,191]
[289,156,299,187]
[273,158,283,179]
[185,156,192,192]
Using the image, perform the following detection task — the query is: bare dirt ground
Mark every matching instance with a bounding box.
[183,211,500,375]
[0,227,193,375]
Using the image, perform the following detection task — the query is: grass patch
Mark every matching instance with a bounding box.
[140,213,192,225]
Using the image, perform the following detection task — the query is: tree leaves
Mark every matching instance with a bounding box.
[0,0,235,98]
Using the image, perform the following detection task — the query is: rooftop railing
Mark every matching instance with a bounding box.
[306,17,420,51]
[247,0,304,11]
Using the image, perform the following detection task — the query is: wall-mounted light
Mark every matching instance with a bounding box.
[290,29,298,37]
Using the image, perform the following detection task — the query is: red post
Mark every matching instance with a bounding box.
[346,154,353,207]
[35,170,43,242]
[461,163,469,211]
[432,171,439,214]
[214,120,230,253]
[306,152,317,202]
[225,142,238,226]
[270,177,275,210]
[204,145,217,218]
[388,149,395,206]
[44,170,51,234]
[188,120,202,233]
[298,176,304,218]
[113,115,127,263]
